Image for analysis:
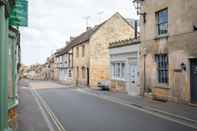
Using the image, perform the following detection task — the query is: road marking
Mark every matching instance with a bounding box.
[29,87,56,131]
[32,88,67,131]
[76,89,197,129]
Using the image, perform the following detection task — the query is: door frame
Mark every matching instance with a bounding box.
[127,62,139,96]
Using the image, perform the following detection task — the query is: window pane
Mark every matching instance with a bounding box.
[159,23,168,35]
[82,45,85,57]
[112,63,115,79]
[155,54,168,84]
[114,63,116,78]
[121,63,125,78]
[159,10,168,24]
[69,70,72,77]
[117,63,121,78]
[111,63,114,78]
[157,9,168,35]
[76,47,79,57]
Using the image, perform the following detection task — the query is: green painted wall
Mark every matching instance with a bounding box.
[0,0,26,130]
[0,5,9,131]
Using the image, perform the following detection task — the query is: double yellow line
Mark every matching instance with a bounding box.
[31,87,67,131]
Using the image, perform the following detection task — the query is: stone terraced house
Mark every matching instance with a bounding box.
[54,47,71,82]
[138,0,197,104]
[66,12,136,88]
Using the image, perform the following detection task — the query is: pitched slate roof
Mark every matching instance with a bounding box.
[69,21,106,47]
[57,12,136,56]
[57,22,106,56]
[69,28,96,46]
[55,47,66,57]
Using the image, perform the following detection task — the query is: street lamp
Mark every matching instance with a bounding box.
[133,0,146,23]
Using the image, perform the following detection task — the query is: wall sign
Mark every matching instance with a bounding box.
[9,0,28,27]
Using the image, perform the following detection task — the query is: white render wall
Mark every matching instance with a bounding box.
[109,43,140,95]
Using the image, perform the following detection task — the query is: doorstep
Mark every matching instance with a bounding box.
[189,103,197,107]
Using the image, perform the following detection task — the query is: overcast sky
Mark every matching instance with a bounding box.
[20,0,138,65]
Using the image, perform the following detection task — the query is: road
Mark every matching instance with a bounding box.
[18,80,197,131]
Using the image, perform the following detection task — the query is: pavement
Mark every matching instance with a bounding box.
[16,80,52,131]
[83,88,197,122]
[17,80,197,131]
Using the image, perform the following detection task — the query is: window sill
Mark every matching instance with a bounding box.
[112,79,126,82]
[154,34,169,40]
[154,84,170,89]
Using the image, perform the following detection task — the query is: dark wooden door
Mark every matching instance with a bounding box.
[190,59,197,103]
[87,67,89,86]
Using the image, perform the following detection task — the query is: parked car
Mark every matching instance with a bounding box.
[97,80,111,91]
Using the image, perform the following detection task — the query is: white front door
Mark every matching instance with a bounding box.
[128,64,139,96]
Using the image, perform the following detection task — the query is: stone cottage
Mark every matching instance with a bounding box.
[109,38,140,95]
[138,0,197,104]
[59,42,74,85]
[67,12,135,88]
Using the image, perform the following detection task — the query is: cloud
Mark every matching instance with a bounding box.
[20,0,138,65]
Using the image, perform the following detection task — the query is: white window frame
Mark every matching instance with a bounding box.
[111,62,126,81]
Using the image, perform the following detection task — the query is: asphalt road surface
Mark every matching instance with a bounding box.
[20,81,197,131]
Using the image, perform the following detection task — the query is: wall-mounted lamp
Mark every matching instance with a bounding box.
[193,25,197,32]
[181,62,186,71]
[133,0,146,23]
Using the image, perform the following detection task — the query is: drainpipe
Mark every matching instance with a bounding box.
[143,48,147,96]
[0,4,9,131]
[134,20,138,39]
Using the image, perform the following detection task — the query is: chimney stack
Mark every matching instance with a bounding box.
[86,26,92,31]
[70,36,75,41]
